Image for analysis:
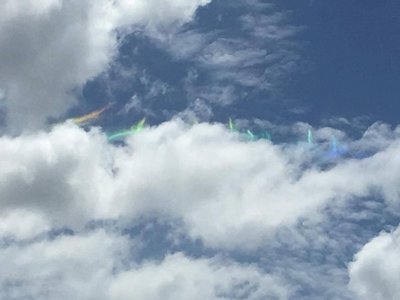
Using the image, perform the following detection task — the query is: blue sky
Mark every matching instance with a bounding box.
[280,0,400,125]
[78,0,400,129]
[1,1,400,299]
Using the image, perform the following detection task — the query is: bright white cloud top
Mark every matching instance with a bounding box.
[349,228,400,300]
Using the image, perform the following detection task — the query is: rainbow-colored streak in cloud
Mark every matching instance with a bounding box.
[307,129,313,145]
[228,118,237,132]
[227,117,348,161]
[326,136,347,159]
[107,118,146,141]
[72,104,112,125]
[247,129,256,140]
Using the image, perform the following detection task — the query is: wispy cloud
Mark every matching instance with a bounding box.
[124,1,304,119]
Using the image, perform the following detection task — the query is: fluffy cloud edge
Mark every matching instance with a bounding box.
[0,120,399,250]
[0,229,291,300]
[348,226,400,300]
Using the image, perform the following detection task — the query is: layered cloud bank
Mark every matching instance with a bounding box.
[0,0,210,132]
[1,229,289,300]
[1,121,399,244]
[1,120,400,298]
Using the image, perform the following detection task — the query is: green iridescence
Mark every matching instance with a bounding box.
[227,118,271,141]
[247,129,255,140]
[227,118,347,161]
[107,130,135,141]
[107,118,146,141]
[228,118,235,131]
[307,129,313,145]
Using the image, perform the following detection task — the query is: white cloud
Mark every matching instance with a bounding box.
[0,123,115,229]
[0,0,211,132]
[1,119,400,297]
[115,0,212,29]
[0,229,290,300]
[110,253,291,300]
[198,39,268,69]
[240,12,300,40]
[1,120,400,250]
[0,209,50,240]
[348,227,400,300]
[112,121,400,249]
[0,230,128,300]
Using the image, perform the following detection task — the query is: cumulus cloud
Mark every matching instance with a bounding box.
[110,253,291,300]
[0,229,290,300]
[1,120,400,298]
[0,209,50,240]
[1,120,400,250]
[348,227,400,300]
[0,123,114,229]
[0,0,211,132]
[0,230,128,300]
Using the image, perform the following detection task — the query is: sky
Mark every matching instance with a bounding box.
[0,0,400,299]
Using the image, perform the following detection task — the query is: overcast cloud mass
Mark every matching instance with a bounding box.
[0,0,399,299]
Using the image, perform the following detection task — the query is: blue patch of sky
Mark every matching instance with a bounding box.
[80,0,305,131]
[75,0,400,135]
[277,0,400,125]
